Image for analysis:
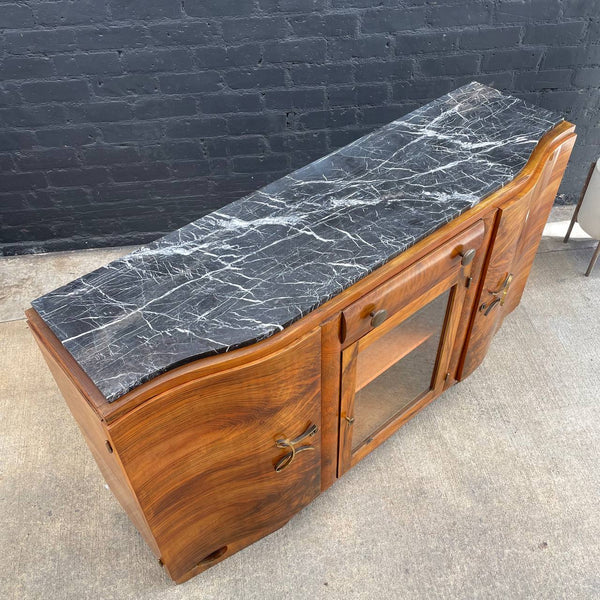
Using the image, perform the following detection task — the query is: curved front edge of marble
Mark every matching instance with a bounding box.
[31,82,563,403]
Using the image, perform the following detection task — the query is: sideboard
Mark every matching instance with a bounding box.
[27,83,575,583]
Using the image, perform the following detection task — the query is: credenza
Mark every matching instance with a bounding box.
[27,83,575,583]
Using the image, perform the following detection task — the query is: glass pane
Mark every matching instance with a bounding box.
[352,289,450,450]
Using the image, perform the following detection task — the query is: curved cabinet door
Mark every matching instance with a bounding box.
[460,136,575,379]
[108,329,322,583]
[460,194,531,379]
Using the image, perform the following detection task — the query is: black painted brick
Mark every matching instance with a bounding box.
[297,107,357,130]
[123,49,194,73]
[354,60,413,82]
[232,154,290,173]
[109,0,181,21]
[265,88,326,109]
[54,53,123,76]
[36,125,99,148]
[419,54,480,77]
[20,80,90,103]
[48,167,110,187]
[1,105,67,128]
[227,113,286,135]
[514,68,574,90]
[225,68,286,90]
[361,7,426,33]
[68,101,134,123]
[221,18,290,43]
[482,48,543,72]
[3,4,35,29]
[93,74,158,97]
[184,0,255,17]
[159,73,221,94]
[35,0,108,26]
[5,29,77,54]
[324,14,360,37]
[396,31,459,55]
[111,163,171,182]
[427,4,491,27]
[459,27,521,50]
[290,64,353,85]
[328,36,389,60]
[100,122,164,143]
[1,0,598,254]
[133,97,197,120]
[148,22,218,46]
[496,0,561,23]
[564,0,600,18]
[196,45,261,69]
[201,93,262,114]
[523,22,587,46]
[82,146,141,165]
[264,39,327,64]
[165,117,227,139]
[0,57,55,80]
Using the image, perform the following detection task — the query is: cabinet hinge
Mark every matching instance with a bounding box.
[444,372,451,382]
[465,276,472,289]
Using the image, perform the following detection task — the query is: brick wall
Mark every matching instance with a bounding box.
[1,0,599,255]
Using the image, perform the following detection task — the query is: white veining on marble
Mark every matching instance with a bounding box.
[32,83,562,402]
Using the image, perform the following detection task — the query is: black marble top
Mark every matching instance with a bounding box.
[32,82,562,402]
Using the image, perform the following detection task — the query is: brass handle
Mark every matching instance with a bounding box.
[274,423,318,472]
[488,273,513,300]
[480,297,501,316]
[459,248,476,266]
[480,272,514,315]
[370,309,388,328]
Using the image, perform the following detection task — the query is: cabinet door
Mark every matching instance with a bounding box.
[338,221,485,474]
[109,329,321,583]
[460,194,531,379]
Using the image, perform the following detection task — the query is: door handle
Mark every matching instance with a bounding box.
[488,273,513,305]
[480,273,514,315]
[274,424,318,472]
[480,297,501,316]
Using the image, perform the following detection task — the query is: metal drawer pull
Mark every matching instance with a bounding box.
[274,423,318,472]
[370,309,388,328]
[459,248,476,266]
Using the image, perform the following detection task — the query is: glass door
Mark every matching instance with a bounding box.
[351,288,450,451]
[339,279,467,474]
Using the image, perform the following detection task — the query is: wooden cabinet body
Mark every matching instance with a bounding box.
[27,122,575,583]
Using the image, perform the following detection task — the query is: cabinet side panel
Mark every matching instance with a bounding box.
[505,138,575,312]
[109,329,322,583]
[26,315,161,557]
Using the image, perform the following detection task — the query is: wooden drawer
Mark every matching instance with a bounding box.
[341,219,486,346]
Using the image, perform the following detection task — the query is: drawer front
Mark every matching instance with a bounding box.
[341,219,485,346]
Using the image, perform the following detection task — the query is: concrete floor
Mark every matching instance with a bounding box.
[1,207,599,600]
